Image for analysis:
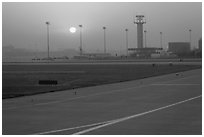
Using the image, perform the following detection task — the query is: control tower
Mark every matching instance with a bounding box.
[134,15,146,48]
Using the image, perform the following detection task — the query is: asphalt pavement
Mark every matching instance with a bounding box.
[2,68,202,135]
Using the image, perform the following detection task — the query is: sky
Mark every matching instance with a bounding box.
[2,2,202,55]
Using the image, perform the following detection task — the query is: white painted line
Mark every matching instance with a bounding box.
[151,83,201,86]
[34,95,201,135]
[34,119,114,135]
[73,95,202,135]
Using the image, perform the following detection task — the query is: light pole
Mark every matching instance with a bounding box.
[103,27,106,53]
[45,21,50,58]
[160,32,163,49]
[125,29,129,56]
[79,25,83,55]
[189,29,192,48]
[144,30,147,48]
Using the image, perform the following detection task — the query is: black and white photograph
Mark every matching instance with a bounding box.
[2,1,202,135]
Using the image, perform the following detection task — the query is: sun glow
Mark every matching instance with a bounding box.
[69,27,76,33]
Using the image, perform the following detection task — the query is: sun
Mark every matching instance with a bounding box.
[69,27,76,33]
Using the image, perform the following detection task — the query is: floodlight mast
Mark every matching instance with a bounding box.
[103,27,106,53]
[189,29,192,48]
[134,15,146,48]
[160,32,163,49]
[79,25,83,55]
[144,30,147,48]
[125,29,129,56]
[45,21,50,58]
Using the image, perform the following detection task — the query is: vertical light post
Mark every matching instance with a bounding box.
[144,30,147,48]
[79,25,83,55]
[160,32,163,49]
[125,29,129,56]
[189,29,192,48]
[103,27,106,53]
[45,21,50,58]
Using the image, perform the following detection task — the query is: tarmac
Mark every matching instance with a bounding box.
[2,68,202,135]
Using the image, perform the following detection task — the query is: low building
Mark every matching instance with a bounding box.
[73,53,111,59]
[83,53,111,58]
[128,47,163,58]
[168,42,191,54]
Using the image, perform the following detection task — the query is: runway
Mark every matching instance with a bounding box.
[2,60,202,66]
[2,69,202,135]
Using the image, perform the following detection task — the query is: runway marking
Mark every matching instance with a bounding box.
[33,95,201,135]
[3,73,200,110]
[34,119,114,135]
[73,95,202,135]
[151,83,201,86]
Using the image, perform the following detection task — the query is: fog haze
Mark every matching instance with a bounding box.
[2,2,202,55]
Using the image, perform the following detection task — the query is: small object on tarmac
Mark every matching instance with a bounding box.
[74,91,77,95]
[176,73,179,76]
[38,80,58,85]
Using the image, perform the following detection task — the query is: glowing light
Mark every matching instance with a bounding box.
[69,27,76,33]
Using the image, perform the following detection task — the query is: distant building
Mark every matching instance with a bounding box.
[168,42,190,54]
[73,53,111,59]
[198,38,202,51]
[128,47,163,58]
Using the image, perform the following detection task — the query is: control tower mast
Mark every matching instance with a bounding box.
[134,15,146,48]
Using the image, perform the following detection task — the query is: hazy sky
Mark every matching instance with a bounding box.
[2,2,202,54]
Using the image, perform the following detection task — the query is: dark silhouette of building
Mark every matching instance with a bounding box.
[198,38,202,51]
[168,42,190,54]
